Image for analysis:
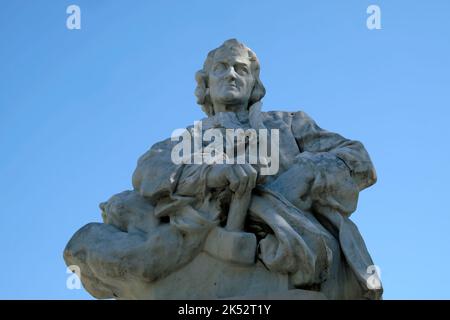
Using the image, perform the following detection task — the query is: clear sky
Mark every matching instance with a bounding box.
[0,0,449,299]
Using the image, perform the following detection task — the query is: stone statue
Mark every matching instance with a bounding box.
[64,39,382,300]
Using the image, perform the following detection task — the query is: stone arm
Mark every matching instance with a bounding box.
[271,111,377,217]
[132,138,185,204]
[131,136,213,204]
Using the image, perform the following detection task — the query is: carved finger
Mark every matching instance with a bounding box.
[241,164,257,190]
[233,165,249,197]
[226,166,240,192]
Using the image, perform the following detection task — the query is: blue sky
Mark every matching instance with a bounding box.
[0,0,449,299]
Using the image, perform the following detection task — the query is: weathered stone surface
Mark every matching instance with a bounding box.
[64,39,382,300]
[133,253,288,300]
[230,289,327,300]
[204,227,257,265]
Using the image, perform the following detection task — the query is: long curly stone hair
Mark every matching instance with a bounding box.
[194,39,266,117]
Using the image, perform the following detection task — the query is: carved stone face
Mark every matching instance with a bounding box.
[208,47,255,111]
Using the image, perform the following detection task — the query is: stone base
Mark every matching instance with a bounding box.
[230,289,327,300]
[121,252,325,300]
[113,227,327,299]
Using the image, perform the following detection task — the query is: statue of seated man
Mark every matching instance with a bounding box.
[64,39,382,300]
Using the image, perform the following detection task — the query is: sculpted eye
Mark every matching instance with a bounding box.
[213,63,226,73]
[235,64,249,75]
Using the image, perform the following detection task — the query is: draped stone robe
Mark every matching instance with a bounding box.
[64,105,382,300]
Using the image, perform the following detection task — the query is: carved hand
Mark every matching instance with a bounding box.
[206,163,257,197]
[206,164,257,231]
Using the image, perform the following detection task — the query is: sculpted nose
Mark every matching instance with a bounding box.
[224,66,237,80]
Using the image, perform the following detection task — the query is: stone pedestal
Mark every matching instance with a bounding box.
[113,227,326,300]
[135,252,288,299]
[122,252,325,299]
